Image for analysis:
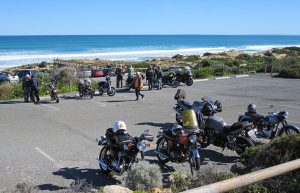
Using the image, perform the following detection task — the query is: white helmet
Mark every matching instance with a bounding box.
[113,121,127,133]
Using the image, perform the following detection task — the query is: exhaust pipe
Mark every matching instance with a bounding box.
[97,159,108,170]
[154,150,169,159]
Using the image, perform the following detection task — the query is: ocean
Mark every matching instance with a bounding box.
[1,35,300,69]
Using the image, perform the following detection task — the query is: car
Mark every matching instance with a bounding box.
[0,72,19,83]
[103,68,116,77]
[92,69,105,77]
[16,69,37,80]
[78,68,92,78]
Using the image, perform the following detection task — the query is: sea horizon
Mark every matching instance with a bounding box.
[1,35,300,70]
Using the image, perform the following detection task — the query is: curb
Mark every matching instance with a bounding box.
[235,74,249,78]
[194,79,209,82]
[214,76,230,80]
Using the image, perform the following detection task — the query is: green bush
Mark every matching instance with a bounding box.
[192,67,213,79]
[236,54,252,61]
[170,172,190,193]
[185,55,199,62]
[122,161,163,191]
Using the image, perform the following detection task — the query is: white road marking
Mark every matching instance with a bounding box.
[194,79,209,82]
[35,147,56,163]
[214,76,230,80]
[235,74,249,78]
[41,104,60,111]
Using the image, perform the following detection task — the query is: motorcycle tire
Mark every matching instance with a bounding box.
[79,92,83,98]
[235,136,255,155]
[55,94,59,103]
[98,89,104,96]
[90,92,94,99]
[278,126,299,137]
[171,80,179,88]
[176,114,183,126]
[189,156,201,175]
[107,87,116,96]
[186,79,193,86]
[156,137,169,164]
[99,146,111,174]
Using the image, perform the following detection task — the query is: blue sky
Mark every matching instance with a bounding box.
[1,0,300,35]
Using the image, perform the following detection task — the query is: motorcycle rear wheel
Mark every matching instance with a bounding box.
[186,79,193,86]
[235,136,254,155]
[156,137,169,164]
[55,94,59,103]
[171,81,179,88]
[99,146,111,174]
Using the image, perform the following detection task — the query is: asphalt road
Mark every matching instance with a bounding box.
[0,74,300,192]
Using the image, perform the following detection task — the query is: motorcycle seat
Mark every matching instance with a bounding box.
[224,122,244,133]
[178,99,193,109]
[245,112,264,121]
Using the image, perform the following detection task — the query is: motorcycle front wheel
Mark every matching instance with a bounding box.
[235,136,254,155]
[171,80,179,88]
[189,156,201,175]
[54,94,59,103]
[186,78,193,86]
[99,146,111,174]
[156,137,169,164]
[107,87,116,96]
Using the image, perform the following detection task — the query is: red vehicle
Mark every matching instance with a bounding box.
[92,69,105,77]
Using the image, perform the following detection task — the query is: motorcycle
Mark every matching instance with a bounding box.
[162,72,179,88]
[175,67,193,86]
[98,76,116,96]
[174,97,254,154]
[238,107,299,143]
[155,110,201,175]
[97,130,154,175]
[78,79,94,99]
[47,82,59,103]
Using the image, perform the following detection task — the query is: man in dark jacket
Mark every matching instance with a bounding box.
[115,65,124,88]
[156,66,164,90]
[22,74,31,102]
[30,74,40,103]
[146,65,154,90]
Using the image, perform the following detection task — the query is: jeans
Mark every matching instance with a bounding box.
[24,87,30,102]
[157,78,162,89]
[148,79,153,90]
[135,88,144,100]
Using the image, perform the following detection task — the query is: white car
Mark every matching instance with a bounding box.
[0,72,19,83]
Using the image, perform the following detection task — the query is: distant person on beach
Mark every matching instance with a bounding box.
[146,65,154,90]
[30,74,40,103]
[133,72,144,101]
[156,66,164,90]
[116,65,124,88]
[22,74,31,102]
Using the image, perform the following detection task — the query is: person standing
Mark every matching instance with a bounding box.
[146,65,154,90]
[30,74,40,103]
[126,64,135,87]
[133,72,144,101]
[156,66,164,90]
[22,74,31,102]
[116,65,124,88]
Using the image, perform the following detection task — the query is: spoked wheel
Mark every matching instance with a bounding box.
[156,137,169,164]
[99,146,111,174]
[189,156,201,176]
[107,87,116,96]
[171,81,179,88]
[186,79,193,86]
[235,136,254,155]
[279,126,299,136]
[90,92,94,99]
[55,94,59,103]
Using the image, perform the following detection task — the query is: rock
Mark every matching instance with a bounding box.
[103,185,132,193]
[231,162,246,173]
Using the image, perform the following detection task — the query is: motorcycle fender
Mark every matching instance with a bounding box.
[279,125,300,134]
[191,148,200,158]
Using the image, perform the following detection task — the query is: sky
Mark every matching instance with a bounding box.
[0,0,300,35]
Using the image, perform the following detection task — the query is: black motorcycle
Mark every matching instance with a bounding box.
[175,67,193,86]
[162,72,179,88]
[155,110,201,175]
[97,130,154,175]
[238,108,299,142]
[78,80,94,99]
[98,76,116,96]
[174,97,253,154]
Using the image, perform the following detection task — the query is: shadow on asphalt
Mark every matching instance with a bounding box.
[106,99,136,103]
[36,184,66,191]
[200,149,240,164]
[0,100,24,104]
[136,122,174,129]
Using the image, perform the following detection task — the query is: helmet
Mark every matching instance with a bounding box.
[202,102,214,116]
[247,104,256,114]
[113,121,127,133]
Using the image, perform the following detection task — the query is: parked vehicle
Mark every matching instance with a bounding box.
[162,71,179,88]
[92,68,115,78]
[155,110,201,175]
[47,82,59,103]
[17,69,37,80]
[173,97,253,154]
[98,76,116,96]
[0,72,19,83]
[78,68,91,78]
[175,66,193,86]
[78,79,94,99]
[238,105,299,143]
[97,129,154,175]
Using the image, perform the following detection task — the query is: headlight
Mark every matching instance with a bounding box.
[189,135,197,144]
[137,140,146,152]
